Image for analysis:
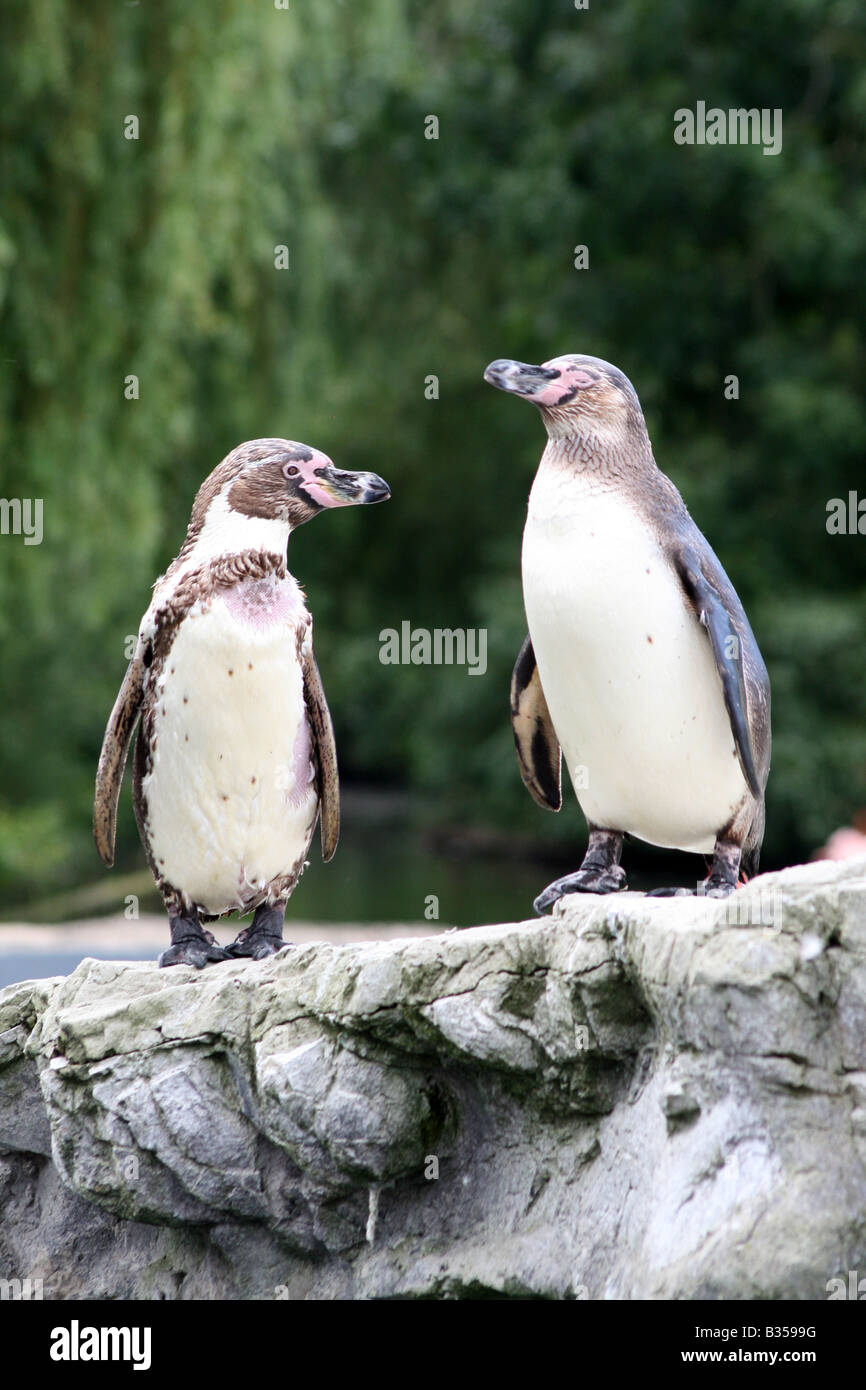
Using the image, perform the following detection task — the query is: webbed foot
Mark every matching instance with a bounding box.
[646,838,742,900]
[159,915,229,969]
[534,864,627,914]
[533,826,627,915]
[225,903,288,960]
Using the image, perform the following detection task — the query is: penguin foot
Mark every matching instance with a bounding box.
[704,838,742,897]
[534,865,627,915]
[159,916,229,969]
[647,838,742,900]
[646,880,738,900]
[225,904,288,960]
[224,929,286,960]
[702,877,738,898]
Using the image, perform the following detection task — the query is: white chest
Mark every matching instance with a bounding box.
[521,464,746,852]
[141,574,319,914]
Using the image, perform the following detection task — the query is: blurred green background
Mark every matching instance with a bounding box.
[1,0,865,918]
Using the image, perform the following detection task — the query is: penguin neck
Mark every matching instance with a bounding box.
[161,488,292,593]
[539,413,656,483]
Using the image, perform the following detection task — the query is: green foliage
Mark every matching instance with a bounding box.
[1,0,865,903]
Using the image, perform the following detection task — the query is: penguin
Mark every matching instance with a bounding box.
[483,354,770,912]
[93,438,390,967]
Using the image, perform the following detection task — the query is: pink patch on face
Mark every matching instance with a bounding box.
[532,366,597,406]
[299,479,350,509]
[286,450,349,509]
[531,381,570,406]
[222,576,307,630]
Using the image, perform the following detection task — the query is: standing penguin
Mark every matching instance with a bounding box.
[484,355,770,912]
[94,438,390,966]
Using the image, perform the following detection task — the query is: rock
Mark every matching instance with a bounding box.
[1,857,866,1300]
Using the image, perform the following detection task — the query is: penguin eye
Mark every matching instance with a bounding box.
[283,464,299,479]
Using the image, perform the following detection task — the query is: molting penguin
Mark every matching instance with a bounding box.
[94,439,390,966]
[483,354,770,911]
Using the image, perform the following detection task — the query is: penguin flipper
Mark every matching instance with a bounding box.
[302,641,340,862]
[511,635,562,811]
[675,549,762,799]
[93,644,147,867]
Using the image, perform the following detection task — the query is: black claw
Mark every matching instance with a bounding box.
[533,889,558,916]
[252,940,284,960]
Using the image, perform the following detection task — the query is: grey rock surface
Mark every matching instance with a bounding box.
[1,857,866,1300]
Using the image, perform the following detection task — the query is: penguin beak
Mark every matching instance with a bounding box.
[306,466,391,508]
[355,472,391,504]
[483,359,561,399]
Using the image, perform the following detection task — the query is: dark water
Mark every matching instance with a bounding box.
[280,824,548,928]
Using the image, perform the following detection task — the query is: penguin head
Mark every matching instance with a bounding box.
[219,438,390,529]
[484,355,646,444]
